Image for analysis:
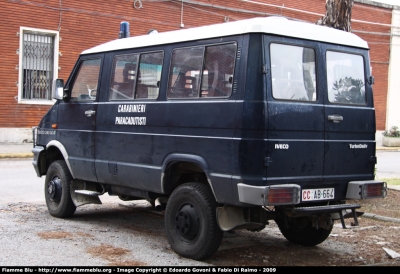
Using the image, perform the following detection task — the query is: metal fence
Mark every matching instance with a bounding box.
[22,32,54,100]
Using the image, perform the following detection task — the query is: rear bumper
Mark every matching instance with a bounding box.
[237,180,387,207]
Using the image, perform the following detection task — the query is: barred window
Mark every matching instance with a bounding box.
[18,28,59,104]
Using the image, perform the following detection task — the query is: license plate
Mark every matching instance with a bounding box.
[302,188,334,201]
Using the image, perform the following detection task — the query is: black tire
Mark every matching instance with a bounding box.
[275,215,333,246]
[165,183,223,260]
[44,160,76,218]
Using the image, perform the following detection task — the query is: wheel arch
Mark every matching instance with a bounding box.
[161,153,217,201]
[44,140,74,178]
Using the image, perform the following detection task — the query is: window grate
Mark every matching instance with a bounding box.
[22,32,54,100]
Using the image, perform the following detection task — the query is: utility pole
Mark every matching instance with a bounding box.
[316,0,354,32]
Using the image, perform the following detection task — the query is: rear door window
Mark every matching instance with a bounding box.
[270,44,316,101]
[326,51,366,105]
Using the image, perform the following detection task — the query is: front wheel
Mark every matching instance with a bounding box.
[44,160,76,218]
[165,183,222,260]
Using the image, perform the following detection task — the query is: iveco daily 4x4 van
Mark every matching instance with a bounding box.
[32,17,387,260]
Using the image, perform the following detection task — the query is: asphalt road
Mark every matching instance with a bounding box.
[0,155,399,266]
[376,151,400,179]
[0,158,210,266]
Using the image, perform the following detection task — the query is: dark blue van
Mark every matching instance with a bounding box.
[32,17,387,260]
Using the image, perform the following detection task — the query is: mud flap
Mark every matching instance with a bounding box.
[70,181,102,207]
[216,206,264,231]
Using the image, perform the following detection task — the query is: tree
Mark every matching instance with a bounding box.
[316,0,354,32]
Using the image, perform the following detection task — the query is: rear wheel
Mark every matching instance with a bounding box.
[165,183,222,260]
[44,160,76,218]
[275,214,333,246]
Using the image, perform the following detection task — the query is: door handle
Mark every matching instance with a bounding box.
[85,110,96,117]
[328,114,343,123]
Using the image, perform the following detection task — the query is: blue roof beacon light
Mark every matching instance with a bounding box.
[119,21,130,39]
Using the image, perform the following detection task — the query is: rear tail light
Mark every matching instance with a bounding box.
[346,181,387,199]
[265,185,300,205]
[237,183,300,206]
[362,182,387,198]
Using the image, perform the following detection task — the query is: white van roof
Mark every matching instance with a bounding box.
[82,16,368,55]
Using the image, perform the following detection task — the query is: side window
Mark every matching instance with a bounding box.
[168,47,204,98]
[326,51,366,105]
[70,58,101,101]
[167,43,237,99]
[110,54,139,100]
[137,51,164,99]
[270,44,316,101]
[201,43,236,98]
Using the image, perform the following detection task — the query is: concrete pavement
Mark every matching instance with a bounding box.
[0,143,34,158]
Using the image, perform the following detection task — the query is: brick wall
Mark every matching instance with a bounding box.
[0,0,392,129]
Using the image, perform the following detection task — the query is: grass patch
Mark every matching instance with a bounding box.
[381,178,400,185]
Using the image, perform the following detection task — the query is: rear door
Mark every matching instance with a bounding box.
[264,36,325,185]
[323,47,376,182]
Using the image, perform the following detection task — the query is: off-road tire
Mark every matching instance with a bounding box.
[44,160,76,218]
[165,183,223,260]
[275,215,333,246]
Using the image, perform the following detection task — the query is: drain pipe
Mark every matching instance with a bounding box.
[180,0,184,28]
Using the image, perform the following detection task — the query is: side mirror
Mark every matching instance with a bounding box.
[52,79,65,100]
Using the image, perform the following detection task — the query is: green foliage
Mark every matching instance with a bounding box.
[382,178,400,185]
[333,77,365,104]
[382,126,400,138]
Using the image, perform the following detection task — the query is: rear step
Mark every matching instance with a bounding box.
[284,204,362,229]
[70,189,102,206]
[74,190,103,196]
[70,181,105,207]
